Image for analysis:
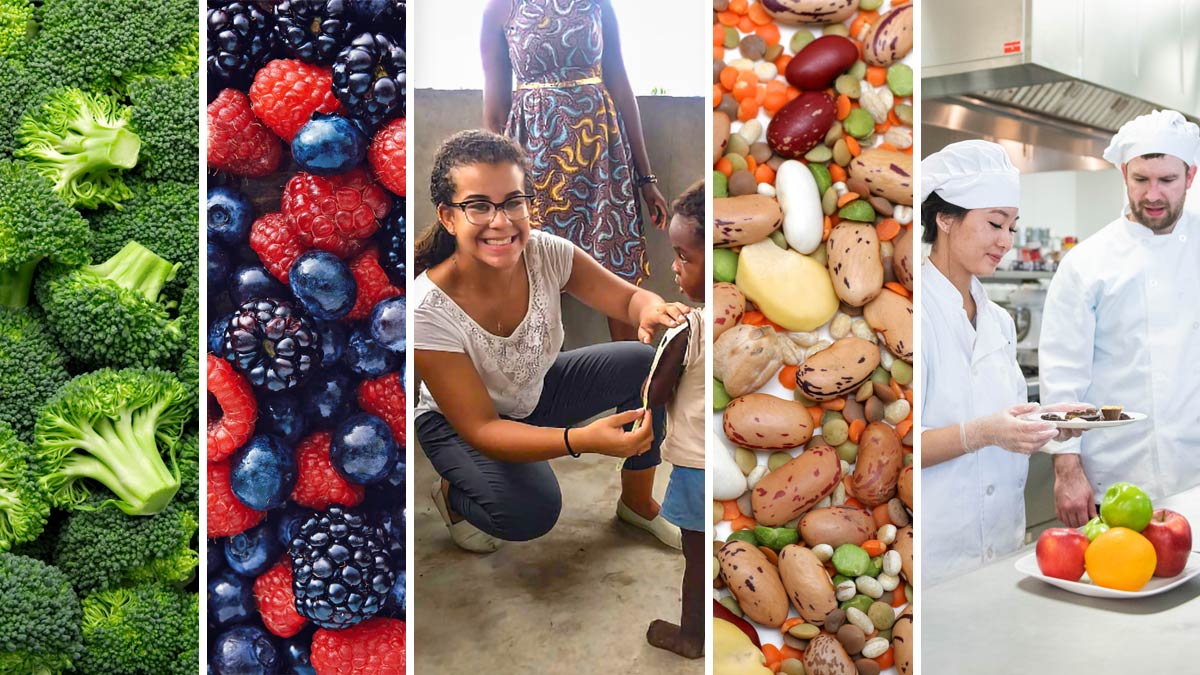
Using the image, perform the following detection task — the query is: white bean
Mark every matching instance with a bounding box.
[753,62,778,81]
[728,58,754,72]
[878,347,895,370]
[862,637,890,659]
[884,400,911,425]
[840,459,852,478]
[815,494,832,509]
[747,464,769,489]
[884,126,913,150]
[832,181,849,197]
[829,313,852,339]
[860,84,894,123]
[855,575,884,599]
[812,543,834,562]
[880,240,894,258]
[877,573,900,591]
[788,331,819,348]
[883,550,902,577]
[832,482,847,506]
[777,337,801,366]
[836,580,857,602]
[756,183,777,198]
[737,120,763,144]
[894,204,913,225]
[877,524,897,546]
[851,318,877,343]
[845,606,875,633]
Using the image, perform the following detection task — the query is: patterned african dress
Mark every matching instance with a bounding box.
[503,0,647,284]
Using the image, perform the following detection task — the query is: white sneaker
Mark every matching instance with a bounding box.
[430,480,504,553]
[616,500,682,550]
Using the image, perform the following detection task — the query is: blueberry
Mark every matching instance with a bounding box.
[257,393,307,444]
[212,624,279,675]
[208,186,255,246]
[275,505,316,550]
[279,627,317,675]
[369,295,405,352]
[302,368,358,428]
[289,251,357,320]
[345,326,400,377]
[208,569,256,627]
[384,570,406,618]
[314,319,349,365]
[208,241,231,291]
[208,538,226,576]
[377,504,406,564]
[291,114,368,176]
[364,457,406,512]
[224,520,282,578]
[330,413,397,484]
[230,435,298,511]
[209,312,235,356]
[230,264,290,306]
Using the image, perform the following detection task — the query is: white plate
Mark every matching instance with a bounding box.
[1020,411,1147,430]
[1014,550,1200,598]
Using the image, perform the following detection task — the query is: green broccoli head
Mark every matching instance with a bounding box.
[0,552,83,675]
[0,160,90,308]
[77,584,197,675]
[0,421,49,553]
[89,177,198,279]
[0,307,69,439]
[15,87,141,210]
[0,1,36,61]
[32,367,190,516]
[36,240,185,370]
[128,74,198,184]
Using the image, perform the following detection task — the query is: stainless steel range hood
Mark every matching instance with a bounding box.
[922,0,1200,169]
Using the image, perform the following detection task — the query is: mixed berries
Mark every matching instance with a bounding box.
[205,2,406,673]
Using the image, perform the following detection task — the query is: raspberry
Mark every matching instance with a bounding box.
[249,59,343,141]
[290,431,365,509]
[208,89,282,177]
[207,353,257,462]
[282,167,392,258]
[311,618,405,675]
[208,460,266,538]
[254,557,308,638]
[368,117,405,196]
[357,373,405,448]
[343,246,401,321]
[249,212,307,283]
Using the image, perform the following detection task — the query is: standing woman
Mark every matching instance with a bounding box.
[481,0,669,342]
[920,141,1082,585]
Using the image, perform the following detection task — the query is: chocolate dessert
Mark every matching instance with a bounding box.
[1101,406,1124,421]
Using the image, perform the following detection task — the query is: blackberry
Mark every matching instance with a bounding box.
[331,32,405,131]
[223,298,322,392]
[345,0,406,45]
[274,0,360,65]
[289,506,394,629]
[377,202,405,288]
[207,1,277,91]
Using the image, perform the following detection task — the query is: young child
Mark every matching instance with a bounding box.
[645,179,705,659]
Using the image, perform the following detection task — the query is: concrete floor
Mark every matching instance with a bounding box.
[413,447,701,674]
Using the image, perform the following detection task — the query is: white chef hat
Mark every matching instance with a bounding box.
[1102,110,1200,168]
[920,140,1020,209]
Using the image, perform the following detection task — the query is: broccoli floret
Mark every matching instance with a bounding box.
[15,88,141,209]
[128,75,198,183]
[0,160,90,308]
[32,367,190,516]
[0,1,35,60]
[177,271,200,416]
[28,0,196,94]
[36,240,184,369]
[10,508,63,563]
[0,307,69,439]
[77,584,197,675]
[0,552,83,675]
[0,421,49,553]
[89,177,198,279]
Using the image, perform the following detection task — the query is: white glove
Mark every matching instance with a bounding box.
[960,402,1059,455]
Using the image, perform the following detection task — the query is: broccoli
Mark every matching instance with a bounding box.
[15,88,141,209]
[89,177,198,278]
[0,421,49,553]
[0,307,69,439]
[0,552,83,675]
[128,75,198,183]
[36,240,185,369]
[0,160,90,308]
[77,584,197,675]
[32,367,190,516]
[0,1,35,60]
[28,0,196,94]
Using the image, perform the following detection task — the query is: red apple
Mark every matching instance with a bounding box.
[1036,527,1089,581]
[1141,509,1192,577]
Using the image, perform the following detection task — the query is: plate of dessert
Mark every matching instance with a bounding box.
[1023,406,1146,430]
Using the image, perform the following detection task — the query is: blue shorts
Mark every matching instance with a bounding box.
[660,466,705,533]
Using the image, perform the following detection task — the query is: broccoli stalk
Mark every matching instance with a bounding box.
[0,161,90,308]
[33,368,190,516]
[15,88,141,209]
[88,238,178,302]
[0,259,36,308]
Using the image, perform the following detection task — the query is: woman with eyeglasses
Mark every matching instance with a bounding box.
[412,129,689,553]
[481,0,669,342]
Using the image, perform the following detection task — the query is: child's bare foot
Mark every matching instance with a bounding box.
[646,620,703,659]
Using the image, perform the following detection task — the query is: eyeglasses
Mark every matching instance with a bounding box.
[447,194,534,226]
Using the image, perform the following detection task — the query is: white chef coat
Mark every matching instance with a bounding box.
[1039,211,1200,502]
[921,261,1030,586]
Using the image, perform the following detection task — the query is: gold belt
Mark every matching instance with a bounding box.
[518,76,602,90]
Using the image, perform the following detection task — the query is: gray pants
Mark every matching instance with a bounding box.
[417,342,665,542]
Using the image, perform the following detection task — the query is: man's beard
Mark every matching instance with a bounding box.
[1129,197,1184,233]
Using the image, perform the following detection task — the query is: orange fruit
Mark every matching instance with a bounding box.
[1084,527,1157,591]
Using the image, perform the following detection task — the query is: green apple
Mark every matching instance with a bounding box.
[1081,516,1110,541]
[1099,482,1153,532]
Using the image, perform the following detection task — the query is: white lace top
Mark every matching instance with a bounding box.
[413,229,575,420]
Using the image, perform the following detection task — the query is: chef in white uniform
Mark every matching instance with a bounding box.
[1040,110,1200,527]
[921,141,1083,586]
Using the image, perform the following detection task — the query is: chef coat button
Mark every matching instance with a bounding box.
[986,485,995,496]
[986,546,994,560]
